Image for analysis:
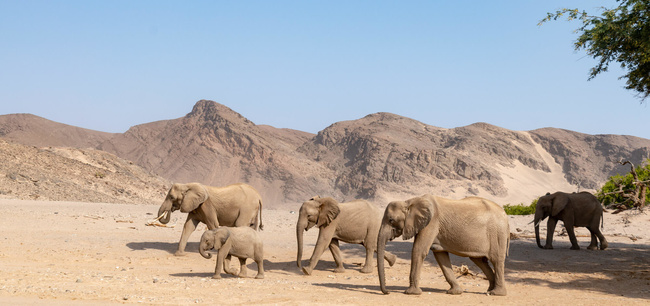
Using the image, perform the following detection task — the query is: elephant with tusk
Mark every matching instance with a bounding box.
[533,191,607,250]
[156,182,263,261]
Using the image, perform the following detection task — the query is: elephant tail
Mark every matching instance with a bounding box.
[601,210,604,230]
[258,199,264,231]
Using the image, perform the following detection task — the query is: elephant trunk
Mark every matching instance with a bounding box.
[296,219,307,268]
[199,242,212,259]
[157,199,172,224]
[377,223,392,294]
[534,212,544,249]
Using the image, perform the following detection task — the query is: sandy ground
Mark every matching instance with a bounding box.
[0,199,648,305]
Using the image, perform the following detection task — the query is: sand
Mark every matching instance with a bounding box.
[0,199,648,305]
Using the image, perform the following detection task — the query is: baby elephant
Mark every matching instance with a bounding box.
[199,227,264,279]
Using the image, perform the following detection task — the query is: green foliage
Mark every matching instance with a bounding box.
[539,1,650,101]
[504,198,537,215]
[94,171,106,179]
[596,160,650,207]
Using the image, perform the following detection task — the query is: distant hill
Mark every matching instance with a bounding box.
[0,113,115,148]
[0,139,168,204]
[1,100,649,208]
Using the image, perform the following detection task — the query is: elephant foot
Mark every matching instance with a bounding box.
[359,266,373,274]
[174,250,187,256]
[487,282,496,292]
[211,274,222,279]
[334,267,346,273]
[488,287,507,296]
[255,273,265,279]
[587,245,598,250]
[238,272,247,278]
[386,254,397,267]
[302,267,312,275]
[570,245,580,250]
[446,287,463,295]
[404,286,422,295]
[543,245,553,250]
[600,241,608,250]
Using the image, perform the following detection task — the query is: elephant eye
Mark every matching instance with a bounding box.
[388,217,395,224]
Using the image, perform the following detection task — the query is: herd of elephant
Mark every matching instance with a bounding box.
[155,182,609,297]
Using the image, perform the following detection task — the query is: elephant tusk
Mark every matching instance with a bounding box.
[534,220,542,228]
[156,211,168,221]
[146,211,168,225]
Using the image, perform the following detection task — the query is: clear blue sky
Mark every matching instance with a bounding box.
[1,1,648,139]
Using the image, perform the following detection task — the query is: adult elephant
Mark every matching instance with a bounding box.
[157,183,263,256]
[296,196,396,275]
[377,195,510,296]
[534,191,607,250]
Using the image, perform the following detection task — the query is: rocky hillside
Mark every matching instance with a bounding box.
[529,128,650,189]
[97,101,331,205]
[0,113,115,148]
[1,100,649,208]
[0,139,169,204]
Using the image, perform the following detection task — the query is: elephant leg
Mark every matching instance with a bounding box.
[470,257,495,291]
[588,225,609,250]
[433,251,463,295]
[329,239,346,273]
[360,241,375,274]
[587,228,598,250]
[544,218,558,249]
[176,217,200,256]
[213,250,227,279]
[302,227,335,275]
[565,224,580,250]
[488,256,507,296]
[593,227,608,250]
[223,254,238,275]
[254,255,265,279]
[382,250,397,267]
[405,234,435,295]
[237,257,248,278]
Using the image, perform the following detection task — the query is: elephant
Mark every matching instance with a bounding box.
[377,195,510,296]
[199,227,264,279]
[534,191,608,250]
[296,196,397,275]
[156,183,263,258]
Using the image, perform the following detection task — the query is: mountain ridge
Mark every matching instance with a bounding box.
[1,100,649,208]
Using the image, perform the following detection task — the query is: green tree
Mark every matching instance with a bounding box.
[539,1,650,101]
[596,159,650,210]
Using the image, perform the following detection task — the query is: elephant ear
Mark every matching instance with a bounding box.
[316,197,341,228]
[218,228,231,246]
[551,193,568,216]
[180,183,209,213]
[403,198,432,240]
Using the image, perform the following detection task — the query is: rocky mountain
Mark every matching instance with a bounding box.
[1,100,649,208]
[97,101,331,205]
[0,139,168,204]
[529,128,650,189]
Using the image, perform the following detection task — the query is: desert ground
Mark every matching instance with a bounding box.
[0,199,648,305]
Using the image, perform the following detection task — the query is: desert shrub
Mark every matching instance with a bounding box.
[94,171,106,179]
[597,159,650,209]
[503,199,537,215]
